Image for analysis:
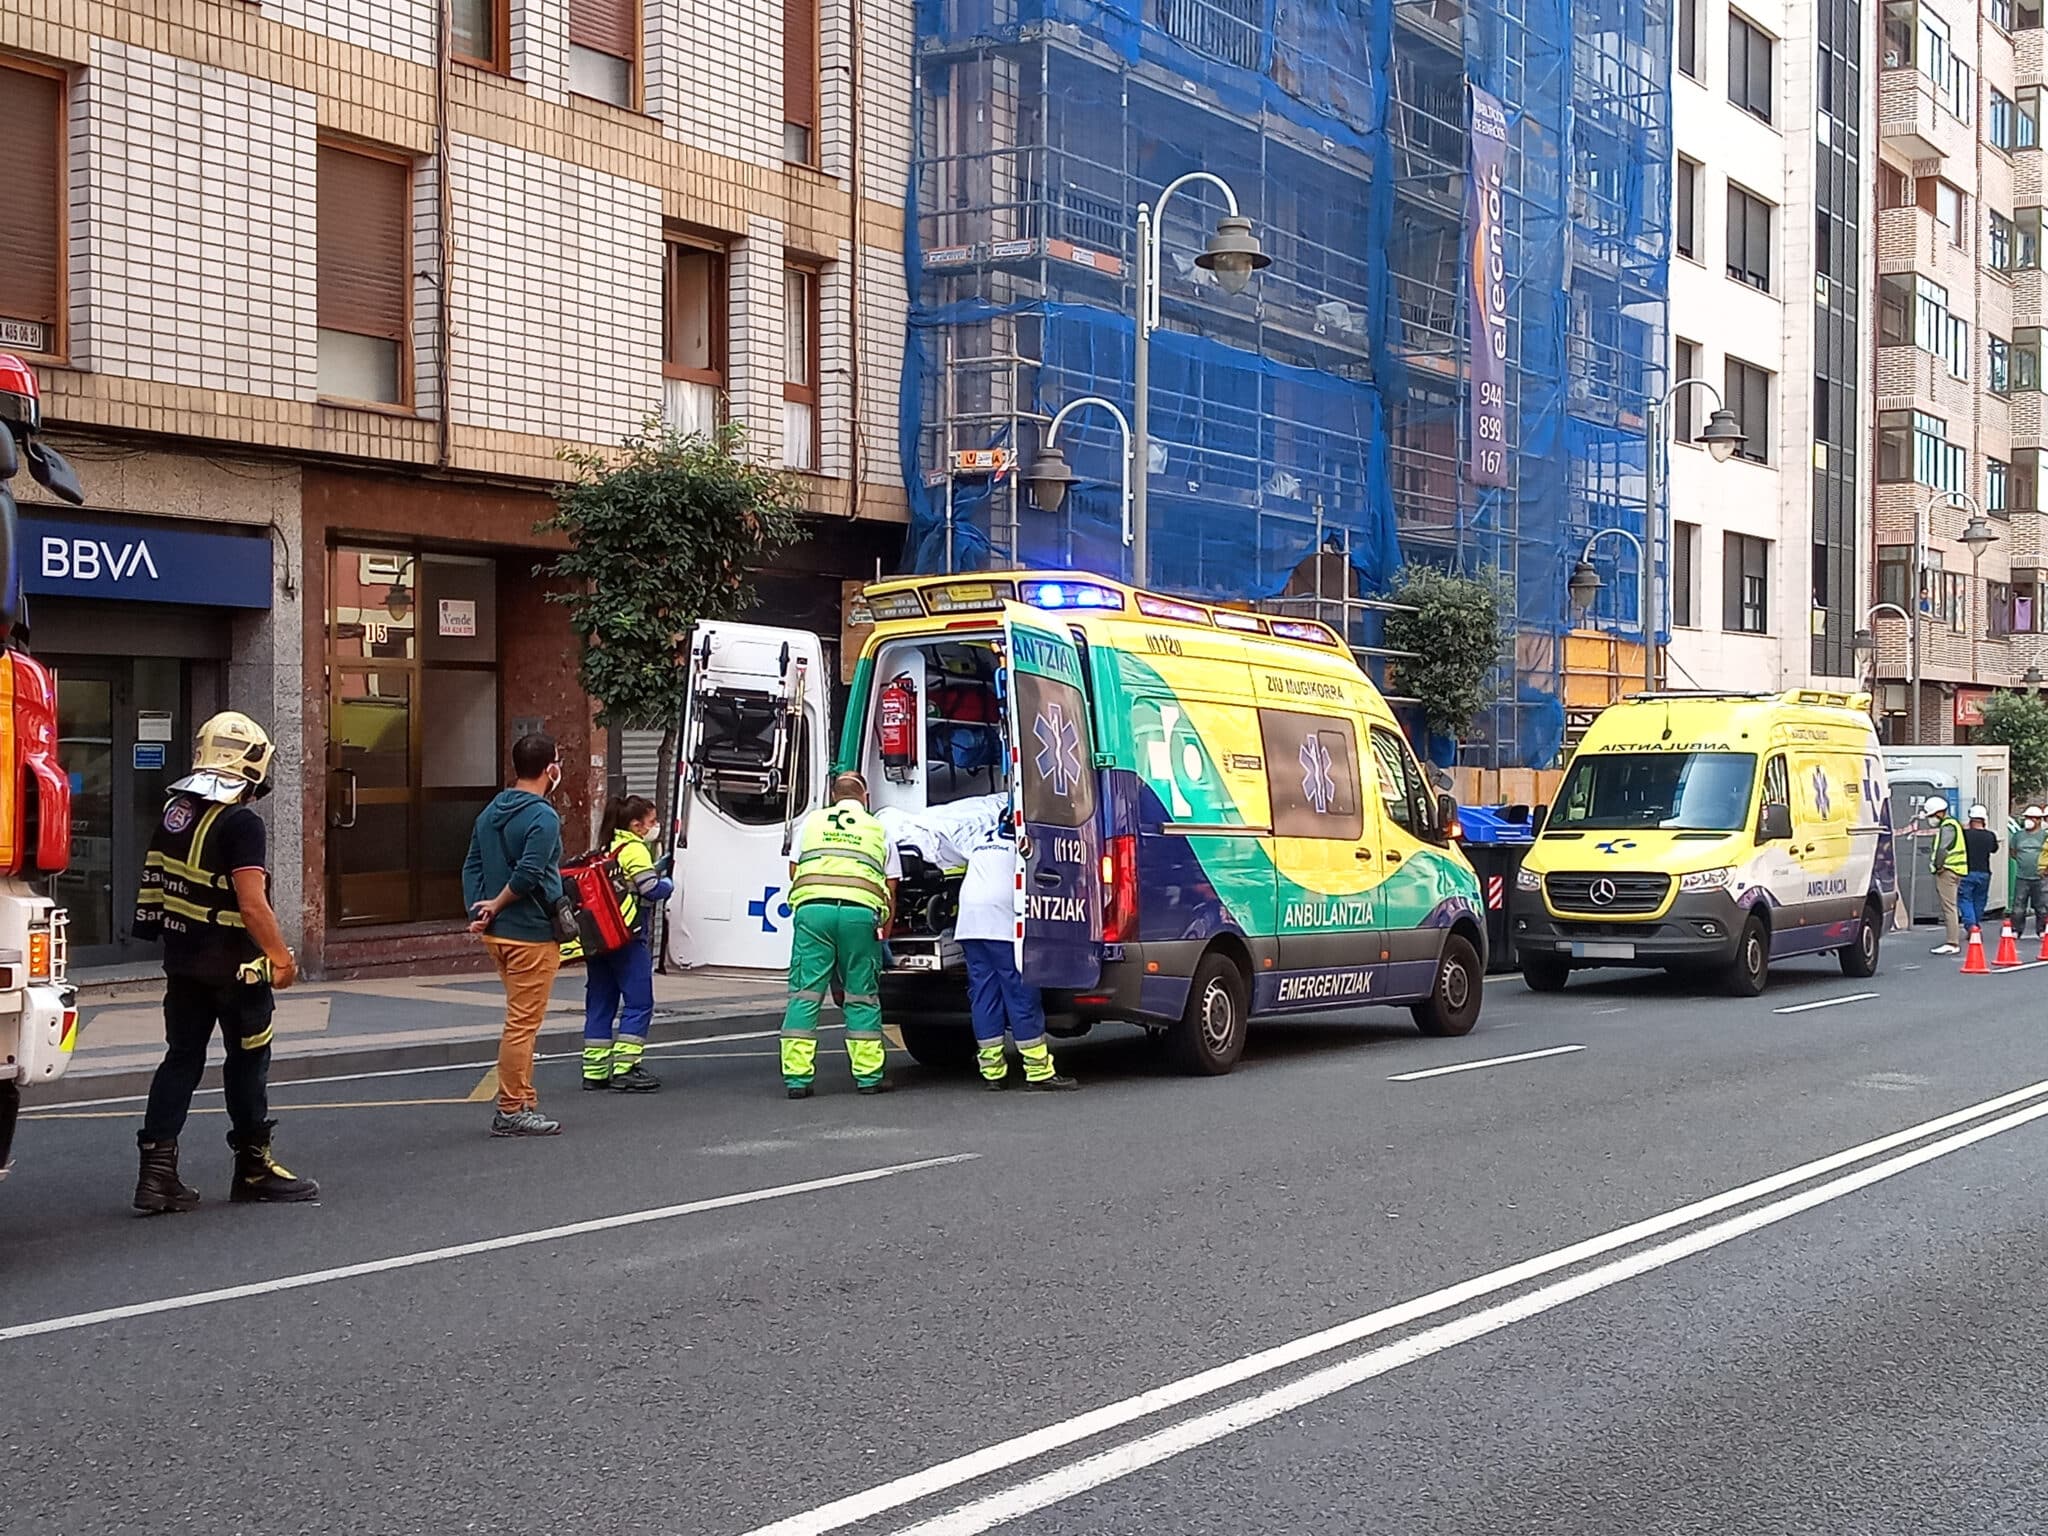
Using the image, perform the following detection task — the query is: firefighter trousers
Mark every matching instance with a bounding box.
[781,902,887,1088]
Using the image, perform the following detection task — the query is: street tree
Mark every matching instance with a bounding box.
[540,418,805,837]
[1976,690,2048,803]
[1381,564,1510,748]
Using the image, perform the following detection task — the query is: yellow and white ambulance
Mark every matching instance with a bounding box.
[1511,690,1896,995]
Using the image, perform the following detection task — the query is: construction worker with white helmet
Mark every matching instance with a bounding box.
[1923,796,1967,955]
[130,711,316,1212]
[2010,805,2048,939]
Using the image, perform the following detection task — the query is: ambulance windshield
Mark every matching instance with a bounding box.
[1551,751,1757,832]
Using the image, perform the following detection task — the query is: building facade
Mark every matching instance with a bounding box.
[0,0,912,974]
[1869,0,2045,742]
[1666,0,1873,695]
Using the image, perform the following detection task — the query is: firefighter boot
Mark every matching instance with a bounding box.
[228,1122,320,1203]
[133,1137,201,1215]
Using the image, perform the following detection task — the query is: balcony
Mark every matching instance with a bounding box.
[1874,205,1979,290]
[1875,344,1976,420]
[1879,68,1976,165]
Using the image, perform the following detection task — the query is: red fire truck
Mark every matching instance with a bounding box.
[0,354,80,1179]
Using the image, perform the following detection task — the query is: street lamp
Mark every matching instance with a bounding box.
[1022,395,1134,549]
[1569,526,1653,691]
[1888,489,1989,743]
[1855,601,1916,744]
[1646,376,1744,693]
[2025,664,2044,689]
[1133,174,1269,587]
[1956,500,1999,685]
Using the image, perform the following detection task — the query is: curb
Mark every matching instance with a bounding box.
[35,1006,788,1107]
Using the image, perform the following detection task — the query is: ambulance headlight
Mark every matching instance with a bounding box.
[1679,867,1733,893]
[1515,867,1541,892]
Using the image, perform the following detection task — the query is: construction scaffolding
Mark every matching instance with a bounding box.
[899,0,1671,767]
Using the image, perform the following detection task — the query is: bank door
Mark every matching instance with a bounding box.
[1000,607,1101,988]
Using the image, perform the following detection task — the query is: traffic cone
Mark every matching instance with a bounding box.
[1962,927,1991,974]
[1996,921,2021,967]
[2037,925,2048,963]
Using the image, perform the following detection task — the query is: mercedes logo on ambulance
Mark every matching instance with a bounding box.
[1589,877,1618,906]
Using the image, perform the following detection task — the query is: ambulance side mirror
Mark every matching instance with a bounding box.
[1758,803,1793,843]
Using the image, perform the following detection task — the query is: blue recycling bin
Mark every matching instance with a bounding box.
[1456,804,1536,972]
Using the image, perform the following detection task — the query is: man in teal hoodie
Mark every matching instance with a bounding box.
[463,733,567,1137]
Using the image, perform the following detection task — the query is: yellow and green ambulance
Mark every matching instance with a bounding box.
[825,572,1489,1073]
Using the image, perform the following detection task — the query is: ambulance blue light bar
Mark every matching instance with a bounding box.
[1022,580,1124,611]
[1135,593,1211,624]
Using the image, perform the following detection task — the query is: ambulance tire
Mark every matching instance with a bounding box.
[1722,914,1771,997]
[1839,901,1883,978]
[1519,952,1571,993]
[898,1021,975,1074]
[1413,934,1483,1037]
[1169,952,1249,1076]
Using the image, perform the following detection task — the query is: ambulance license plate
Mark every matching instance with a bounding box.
[1570,941,1635,960]
[894,954,940,972]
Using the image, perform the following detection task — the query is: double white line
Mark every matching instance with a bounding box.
[741,1076,2048,1536]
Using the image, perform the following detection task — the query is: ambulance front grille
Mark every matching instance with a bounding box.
[1543,872,1671,914]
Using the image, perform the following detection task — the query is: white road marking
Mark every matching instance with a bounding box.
[1772,992,1879,1015]
[887,1094,2048,1536]
[734,1075,2048,1536]
[1990,959,2048,975]
[0,1154,976,1345]
[1387,1044,1584,1081]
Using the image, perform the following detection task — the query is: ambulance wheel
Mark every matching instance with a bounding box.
[897,1021,975,1074]
[1519,952,1571,993]
[1839,901,1883,978]
[1722,915,1770,997]
[1169,952,1248,1076]
[1413,934,1482,1037]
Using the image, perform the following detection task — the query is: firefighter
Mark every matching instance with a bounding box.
[131,711,316,1213]
[781,771,898,1097]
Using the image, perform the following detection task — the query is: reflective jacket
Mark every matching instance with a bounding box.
[611,828,673,930]
[1931,817,1968,875]
[790,802,893,915]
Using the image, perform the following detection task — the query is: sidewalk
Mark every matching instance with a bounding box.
[52,965,791,1104]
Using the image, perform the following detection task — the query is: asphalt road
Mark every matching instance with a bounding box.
[3,938,2045,1535]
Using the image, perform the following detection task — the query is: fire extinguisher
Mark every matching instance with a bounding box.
[879,672,918,783]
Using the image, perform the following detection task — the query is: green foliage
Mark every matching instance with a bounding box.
[1380,564,1510,744]
[1976,690,2048,802]
[539,419,804,730]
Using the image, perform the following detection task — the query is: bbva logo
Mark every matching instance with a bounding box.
[40,537,161,583]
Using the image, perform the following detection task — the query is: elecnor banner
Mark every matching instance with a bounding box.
[1466,84,1510,488]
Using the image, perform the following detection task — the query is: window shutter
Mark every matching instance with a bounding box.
[784,0,818,129]
[569,0,637,58]
[1723,534,1743,632]
[318,146,409,341]
[0,64,64,334]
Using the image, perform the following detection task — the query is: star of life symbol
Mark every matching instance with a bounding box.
[1033,702,1083,798]
[1299,734,1336,816]
[1811,766,1832,819]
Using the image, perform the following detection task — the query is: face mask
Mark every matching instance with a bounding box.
[545,763,562,795]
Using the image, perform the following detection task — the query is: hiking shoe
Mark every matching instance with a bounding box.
[1022,1073,1081,1092]
[1931,944,1960,956]
[581,1076,614,1092]
[490,1108,562,1137]
[787,1085,814,1100]
[610,1065,662,1093]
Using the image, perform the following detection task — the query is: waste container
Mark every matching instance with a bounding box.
[1456,804,1536,972]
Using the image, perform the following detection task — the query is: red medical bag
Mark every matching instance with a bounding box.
[561,850,633,957]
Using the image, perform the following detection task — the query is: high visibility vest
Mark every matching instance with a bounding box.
[1932,820,1969,875]
[790,802,892,914]
[133,795,256,946]
[611,828,659,929]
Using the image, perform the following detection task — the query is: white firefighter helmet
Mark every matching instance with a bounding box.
[169,711,275,804]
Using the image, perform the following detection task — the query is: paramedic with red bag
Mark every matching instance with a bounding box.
[581,795,674,1092]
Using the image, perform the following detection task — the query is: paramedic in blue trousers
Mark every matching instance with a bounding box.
[956,816,1078,1092]
[581,795,674,1092]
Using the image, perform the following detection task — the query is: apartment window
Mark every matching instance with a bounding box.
[317,144,410,406]
[452,0,509,69]
[1993,89,2017,150]
[2018,448,2044,513]
[1878,163,1912,210]
[1673,338,1701,441]
[1673,521,1700,628]
[1992,334,2012,395]
[1878,545,1914,610]
[1724,533,1771,634]
[1881,275,1969,378]
[1993,0,2014,31]
[663,237,727,437]
[1729,14,1775,124]
[2016,573,2043,635]
[1990,458,2011,517]
[2018,208,2046,270]
[1727,186,1773,291]
[2018,327,2045,390]
[568,0,637,106]
[1934,570,1968,632]
[1722,357,1772,464]
[2022,85,2045,148]
[1678,0,1699,78]
[1993,212,2019,271]
[1926,178,1967,251]
[1877,409,1968,492]
[783,0,818,163]
[1676,157,1700,261]
[782,266,820,471]
[0,59,65,360]
[2023,1,2045,29]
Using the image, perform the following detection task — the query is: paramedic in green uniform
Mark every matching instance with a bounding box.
[781,772,899,1097]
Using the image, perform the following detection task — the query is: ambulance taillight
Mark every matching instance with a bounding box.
[1100,834,1138,943]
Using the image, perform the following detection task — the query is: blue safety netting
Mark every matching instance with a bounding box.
[900,0,1671,768]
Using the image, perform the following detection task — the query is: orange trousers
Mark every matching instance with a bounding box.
[484,937,561,1113]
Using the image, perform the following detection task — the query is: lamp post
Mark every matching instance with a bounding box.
[1132,173,1269,587]
[1021,395,1135,553]
[1854,601,1915,744]
[1891,490,1992,744]
[1958,505,1999,686]
[1568,526,1655,693]
[1642,376,1745,691]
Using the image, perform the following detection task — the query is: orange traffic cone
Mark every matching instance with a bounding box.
[1996,921,2021,967]
[2036,925,2048,963]
[1963,926,1991,974]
